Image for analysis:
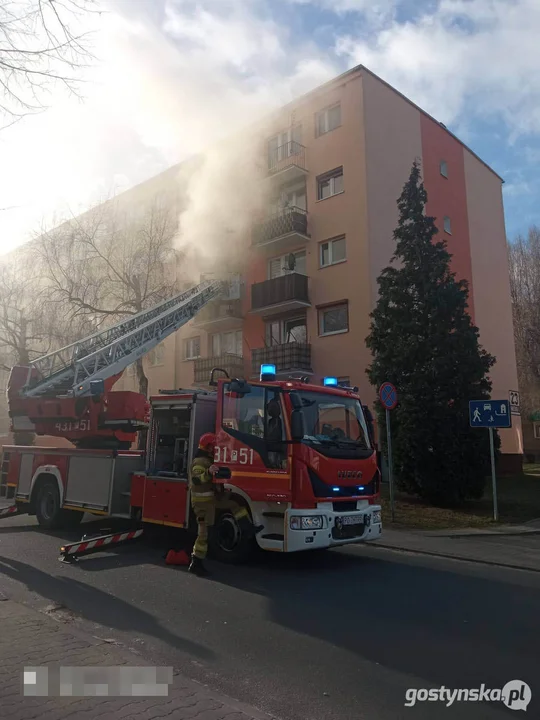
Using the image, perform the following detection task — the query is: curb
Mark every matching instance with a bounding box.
[375,542,540,574]
[434,529,540,539]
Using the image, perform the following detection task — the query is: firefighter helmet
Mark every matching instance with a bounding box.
[198,433,216,452]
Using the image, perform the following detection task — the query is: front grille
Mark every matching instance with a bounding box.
[332,523,365,540]
[332,501,356,512]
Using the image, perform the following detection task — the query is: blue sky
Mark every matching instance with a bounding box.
[1,0,538,253]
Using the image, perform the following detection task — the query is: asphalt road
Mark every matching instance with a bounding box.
[0,514,539,720]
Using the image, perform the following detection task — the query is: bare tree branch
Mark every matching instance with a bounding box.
[0,0,99,124]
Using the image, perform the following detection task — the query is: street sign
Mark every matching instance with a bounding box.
[469,400,511,429]
[379,382,398,411]
[509,390,520,416]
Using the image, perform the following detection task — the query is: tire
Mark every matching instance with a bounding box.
[35,480,84,531]
[209,509,255,565]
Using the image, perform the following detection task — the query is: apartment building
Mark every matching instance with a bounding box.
[2,65,522,467]
[135,66,517,467]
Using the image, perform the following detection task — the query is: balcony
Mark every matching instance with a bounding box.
[251,272,310,317]
[267,141,308,186]
[194,354,244,385]
[193,298,243,332]
[252,343,312,376]
[252,206,309,254]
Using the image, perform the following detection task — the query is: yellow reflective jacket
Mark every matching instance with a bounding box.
[189,454,215,500]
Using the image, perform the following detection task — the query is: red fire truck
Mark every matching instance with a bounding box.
[0,280,382,563]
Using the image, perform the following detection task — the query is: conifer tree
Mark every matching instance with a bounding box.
[366,161,497,506]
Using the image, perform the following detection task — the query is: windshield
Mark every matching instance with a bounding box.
[296,391,371,450]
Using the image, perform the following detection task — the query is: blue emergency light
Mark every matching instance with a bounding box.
[260,364,277,381]
[323,377,339,387]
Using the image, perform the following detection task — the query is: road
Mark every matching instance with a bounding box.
[0,514,539,719]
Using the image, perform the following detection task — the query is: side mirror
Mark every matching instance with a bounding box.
[290,409,305,442]
[229,378,251,396]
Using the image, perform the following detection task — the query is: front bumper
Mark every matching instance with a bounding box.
[284,505,382,553]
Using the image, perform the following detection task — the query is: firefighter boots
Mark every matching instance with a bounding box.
[188,556,210,577]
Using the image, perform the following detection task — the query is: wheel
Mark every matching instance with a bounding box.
[35,480,84,530]
[209,509,255,564]
[35,480,62,530]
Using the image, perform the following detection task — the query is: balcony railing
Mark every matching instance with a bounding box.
[194,354,244,385]
[193,299,243,326]
[251,273,309,312]
[267,141,306,176]
[252,206,308,248]
[252,343,312,375]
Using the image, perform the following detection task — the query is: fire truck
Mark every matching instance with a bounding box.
[0,279,382,563]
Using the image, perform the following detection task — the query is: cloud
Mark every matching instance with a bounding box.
[0,0,339,255]
[335,0,540,137]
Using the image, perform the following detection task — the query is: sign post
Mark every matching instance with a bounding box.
[380,382,398,522]
[469,399,512,522]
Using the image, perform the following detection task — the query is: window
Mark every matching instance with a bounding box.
[319,303,349,336]
[268,250,306,279]
[221,385,286,468]
[211,330,243,357]
[268,125,302,169]
[316,104,341,136]
[184,336,201,360]
[440,160,448,178]
[272,182,307,214]
[295,391,371,451]
[148,342,165,367]
[317,168,344,200]
[320,236,346,267]
[534,423,540,440]
[265,315,307,346]
[443,216,452,234]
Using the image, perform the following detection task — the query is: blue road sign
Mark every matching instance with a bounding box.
[469,400,512,428]
[379,382,398,411]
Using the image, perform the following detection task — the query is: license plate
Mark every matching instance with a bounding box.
[339,515,360,526]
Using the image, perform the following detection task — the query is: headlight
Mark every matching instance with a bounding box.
[372,510,382,524]
[290,515,323,530]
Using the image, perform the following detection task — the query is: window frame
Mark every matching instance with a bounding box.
[315,103,342,137]
[268,249,307,280]
[184,336,201,361]
[318,302,349,337]
[265,314,307,346]
[443,216,452,234]
[211,329,243,357]
[320,235,347,268]
[317,167,344,201]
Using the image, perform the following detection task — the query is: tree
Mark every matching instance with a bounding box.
[508,226,540,421]
[0,251,92,444]
[38,196,179,398]
[366,161,496,506]
[0,0,96,126]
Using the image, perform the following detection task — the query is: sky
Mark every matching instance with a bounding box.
[0,0,539,255]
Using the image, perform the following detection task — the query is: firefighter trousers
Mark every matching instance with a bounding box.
[191,495,251,561]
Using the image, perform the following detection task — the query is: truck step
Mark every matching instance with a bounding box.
[261,533,284,541]
[262,511,285,518]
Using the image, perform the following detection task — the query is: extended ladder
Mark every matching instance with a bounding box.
[24,280,225,398]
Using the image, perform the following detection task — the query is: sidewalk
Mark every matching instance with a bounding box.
[0,596,276,720]
[375,527,540,572]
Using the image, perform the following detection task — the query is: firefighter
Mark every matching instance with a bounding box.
[188,432,263,577]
